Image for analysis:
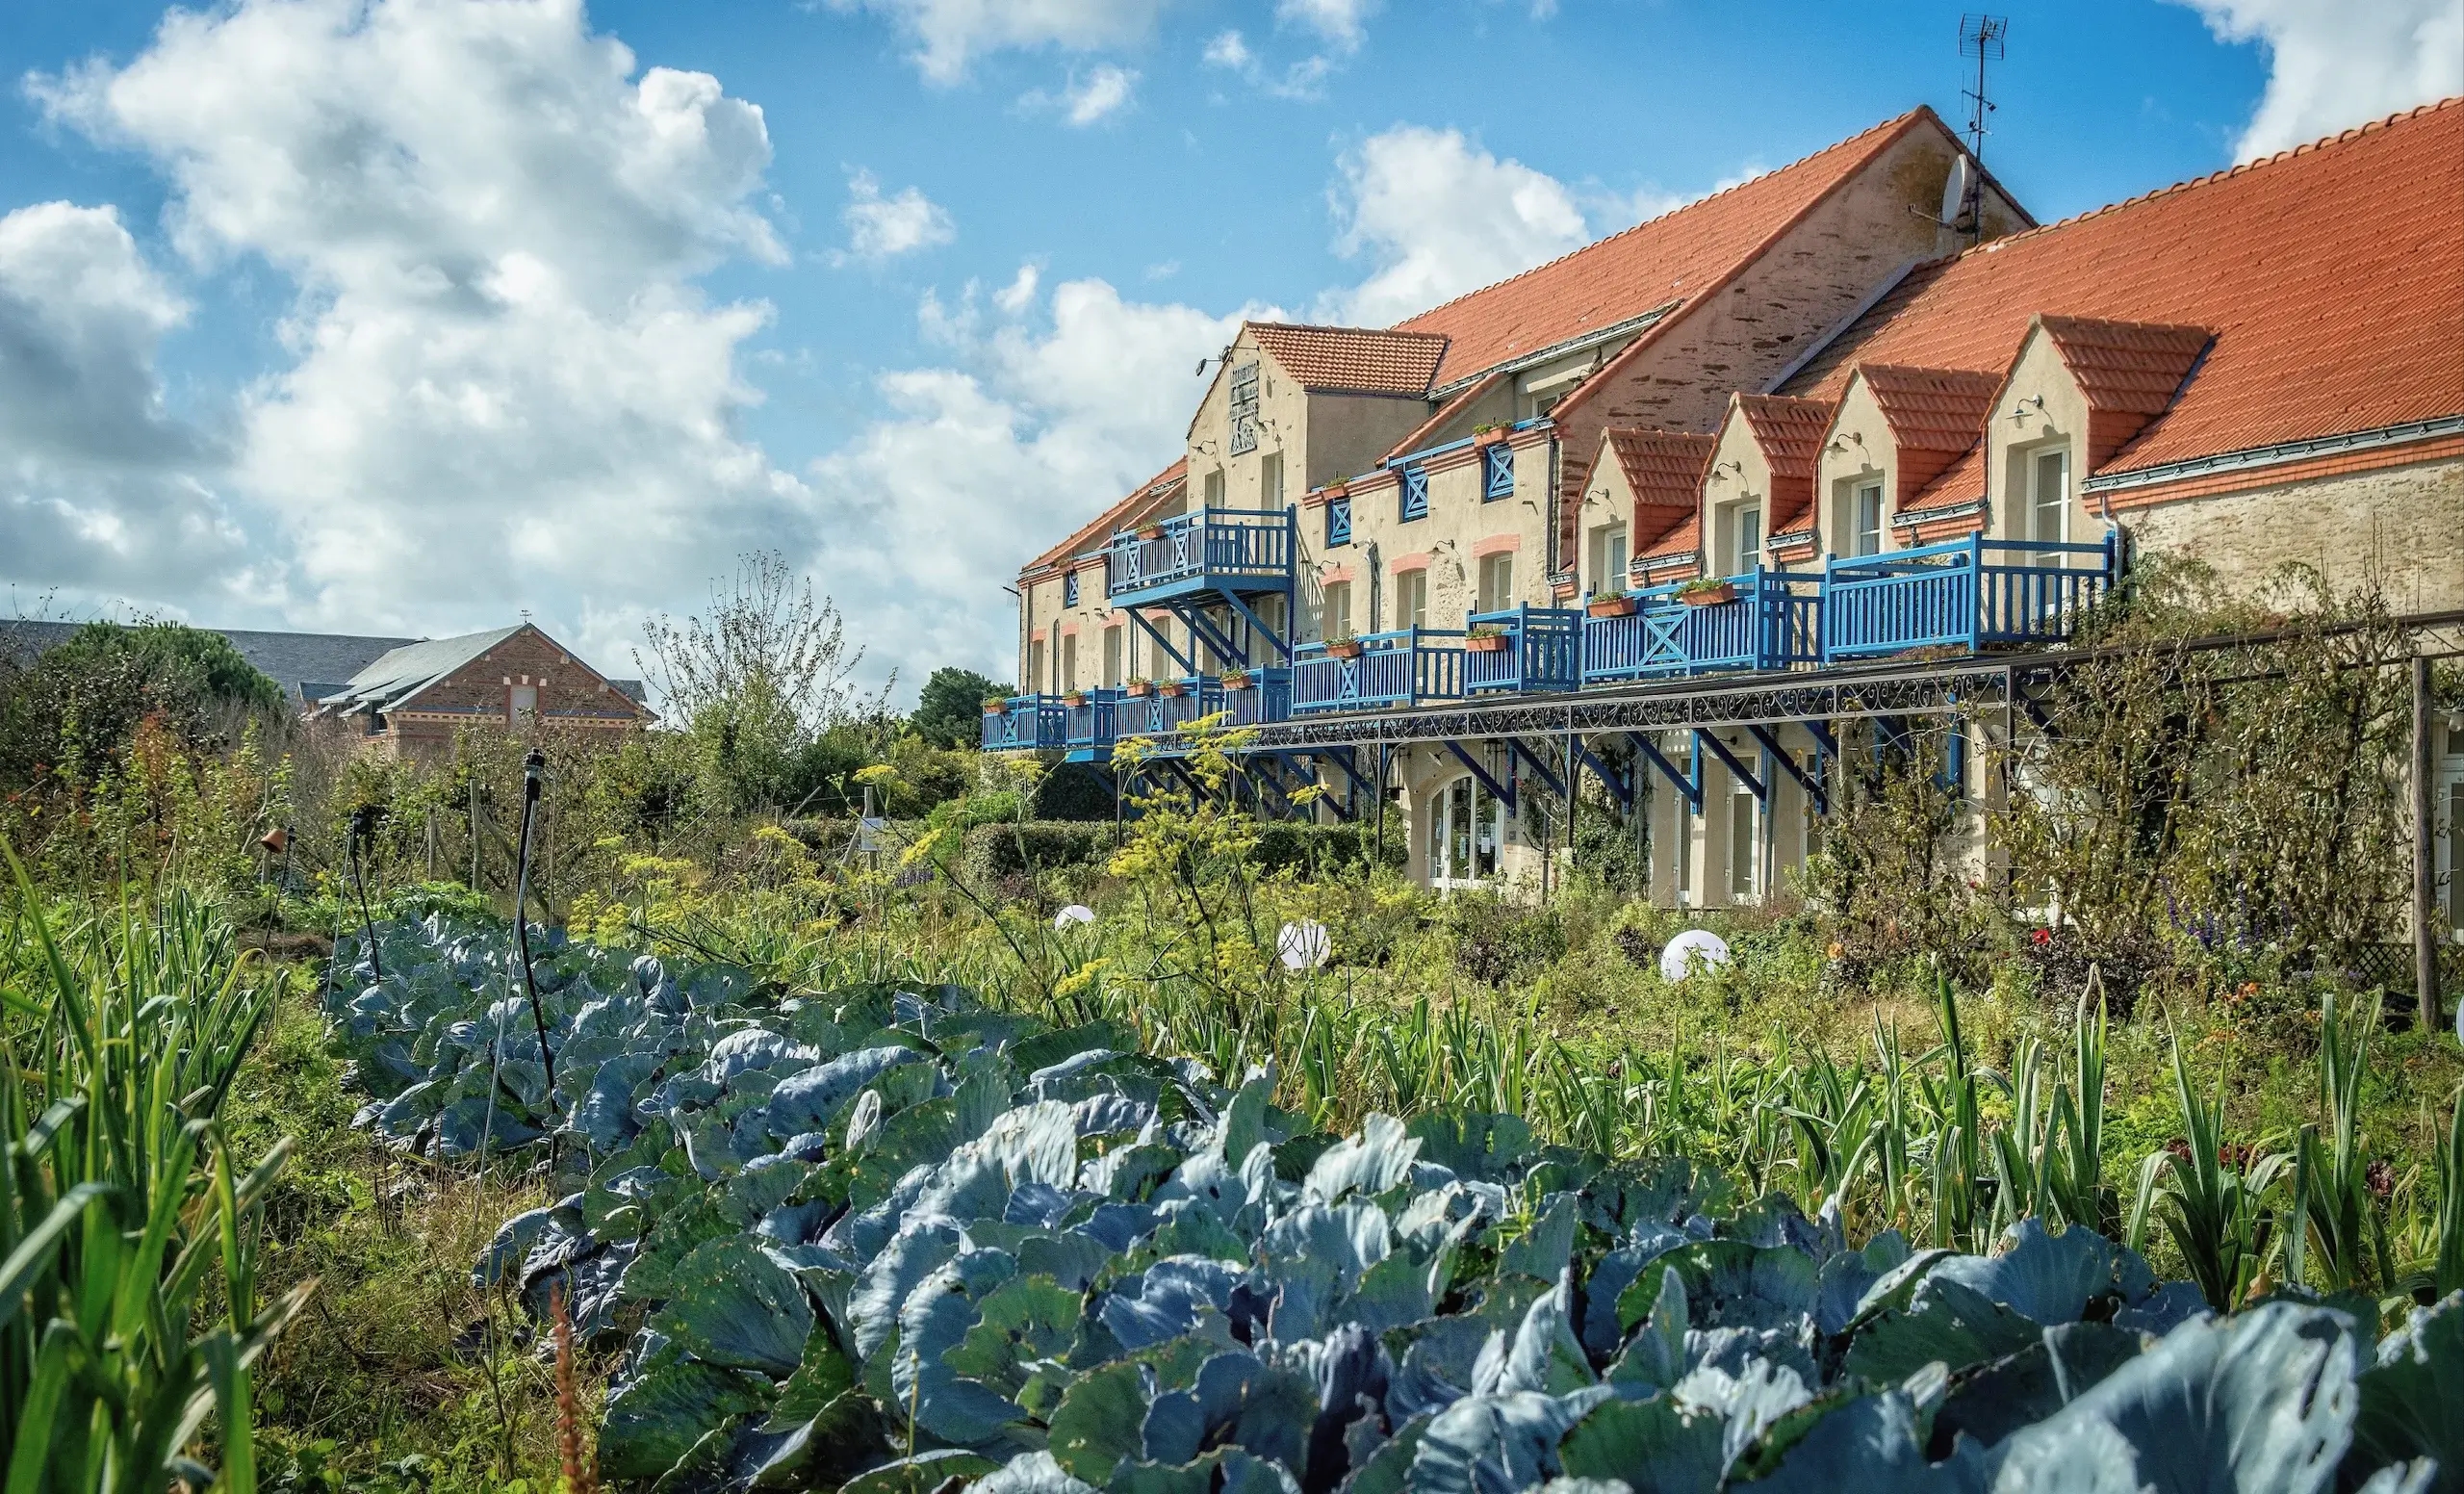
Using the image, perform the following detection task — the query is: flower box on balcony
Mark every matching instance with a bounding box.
[1137,525,1166,541]
[1062,691,1088,708]
[1677,580,1737,607]
[1325,639,1365,659]
[1221,671,1254,690]
[983,701,1007,715]
[1124,681,1153,698]
[1586,594,1638,618]
[1473,425,1506,447]
[1158,682,1188,698]
[1466,632,1510,653]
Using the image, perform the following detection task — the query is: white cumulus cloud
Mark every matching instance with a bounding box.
[840,169,958,259]
[2174,0,2463,159]
[1321,125,1588,325]
[828,0,1171,85]
[0,200,251,608]
[808,273,1261,681]
[31,0,808,665]
[1022,64,1139,125]
[1277,0,1378,50]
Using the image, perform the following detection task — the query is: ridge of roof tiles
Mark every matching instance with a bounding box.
[1393,109,1948,388]
[1783,97,2464,477]
[1026,458,1187,574]
[1245,322,1450,395]
[1605,429,1718,509]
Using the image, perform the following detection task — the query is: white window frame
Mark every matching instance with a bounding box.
[2440,748,2464,942]
[2027,444,2071,546]
[1431,772,1504,889]
[1852,481,1885,557]
[1395,569,1429,630]
[1728,776,1758,902]
[1321,580,1352,640]
[1477,552,1515,613]
[1260,451,1283,508]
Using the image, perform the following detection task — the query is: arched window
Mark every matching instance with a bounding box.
[1430,773,1503,888]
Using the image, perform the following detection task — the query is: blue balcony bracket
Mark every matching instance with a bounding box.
[1575,740,1632,811]
[1748,724,1828,816]
[1182,605,1249,669]
[1627,732,1702,814]
[1504,736,1566,801]
[1317,745,1373,799]
[1443,740,1516,811]
[1219,588,1296,664]
[1694,729,1767,803]
[1125,609,1196,677]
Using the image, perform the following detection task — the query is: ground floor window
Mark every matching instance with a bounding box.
[1728,780,1758,900]
[1431,773,1503,887]
[2442,760,2463,940]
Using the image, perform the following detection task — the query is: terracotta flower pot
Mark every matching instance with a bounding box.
[1466,634,1510,653]
[1159,683,1187,698]
[1474,427,1506,448]
[1062,693,1087,708]
[1223,676,1253,691]
[1137,526,1166,541]
[1679,582,1737,607]
[1326,640,1365,659]
[1124,683,1152,698]
[1587,595,1638,618]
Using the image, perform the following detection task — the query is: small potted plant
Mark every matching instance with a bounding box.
[1466,624,1510,653]
[1677,577,1737,607]
[1061,688,1088,708]
[1473,423,1505,447]
[1123,676,1154,698]
[1137,520,1167,541]
[982,695,1009,715]
[1220,668,1254,690]
[1324,630,1364,659]
[1586,591,1638,618]
[1158,678,1188,699]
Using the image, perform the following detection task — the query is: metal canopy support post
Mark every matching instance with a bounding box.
[1374,741,1390,863]
[1503,736,1565,801]
[1694,728,1766,803]
[1628,732,1701,813]
[1180,605,1246,672]
[2415,655,2443,1033]
[1747,724,1826,815]
[1443,740,1517,811]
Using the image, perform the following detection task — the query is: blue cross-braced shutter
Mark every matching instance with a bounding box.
[1326,497,1351,547]
[1063,571,1079,606]
[1399,466,1429,522]
[1482,442,1513,501]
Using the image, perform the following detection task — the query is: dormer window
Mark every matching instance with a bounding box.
[2027,445,2070,543]
[1852,481,1885,556]
[1716,502,1761,577]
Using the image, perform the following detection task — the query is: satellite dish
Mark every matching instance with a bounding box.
[1940,154,1976,227]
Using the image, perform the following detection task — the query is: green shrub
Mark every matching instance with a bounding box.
[1251,821,1403,876]
[962,820,1116,881]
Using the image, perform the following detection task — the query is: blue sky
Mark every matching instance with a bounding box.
[1,0,2456,699]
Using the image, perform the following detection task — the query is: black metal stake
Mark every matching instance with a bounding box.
[513,748,558,1096]
[348,805,384,982]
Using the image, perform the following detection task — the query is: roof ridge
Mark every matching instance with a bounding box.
[1387,108,1933,334]
[1248,319,1449,341]
[1933,94,2463,263]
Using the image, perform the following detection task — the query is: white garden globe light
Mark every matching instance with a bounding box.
[1054,905,1095,930]
[1278,919,1331,971]
[1660,929,1732,982]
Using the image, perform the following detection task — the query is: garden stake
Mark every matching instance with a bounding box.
[514,747,558,1098]
[348,803,383,982]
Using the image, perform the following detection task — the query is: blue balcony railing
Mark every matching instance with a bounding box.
[1465,606,1580,694]
[1063,688,1118,752]
[1822,532,2117,662]
[1114,678,1228,742]
[1579,569,1821,683]
[1222,667,1292,727]
[1104,507,1295,602]
[1292,629,1467,714]
[981,695,1066,751]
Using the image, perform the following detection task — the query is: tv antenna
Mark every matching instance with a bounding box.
[1959,13,2007,166]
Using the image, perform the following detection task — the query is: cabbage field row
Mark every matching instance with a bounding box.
[324,914,2458,1493]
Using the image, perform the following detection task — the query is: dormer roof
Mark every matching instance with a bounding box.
[1604,429,1717,511]
[1728,395,1832,533]
[1845,365,2001,501]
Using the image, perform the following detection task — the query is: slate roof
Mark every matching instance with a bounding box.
[1396,110,1963,389]
[1245,323,1451,396]
[318,626,526,711]
[1783,98,2464,479]
[0,618,417,704]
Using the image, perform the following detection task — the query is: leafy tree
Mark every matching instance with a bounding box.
[0,620,283,795]
[911,666,1008,749]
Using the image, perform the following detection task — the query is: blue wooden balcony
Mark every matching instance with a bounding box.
[1822,533,2117,662]
[1579,569,1821,684]
[1292,629,1467,714]
[1465,606,1580,694]
[1221,667,1292,727]
[1115,677,1228,744]
[1103,507,1296,607]
[1063,689,1119,756]
[982,695,1066,751]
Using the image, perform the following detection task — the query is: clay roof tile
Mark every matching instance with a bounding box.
[1246,322,1450,396]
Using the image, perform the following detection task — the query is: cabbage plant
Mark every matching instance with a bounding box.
[322,914,2457,1494]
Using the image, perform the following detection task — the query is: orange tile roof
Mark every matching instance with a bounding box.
[1854,365,2001,500]
[1605,429,1716,509]
[1246,322,1450,396]
[1638,511,1703,564]
[1395,110,1954,389]
[1784,99,2464,478]
[1735,395,1832,532]
[1025,459,1185,574]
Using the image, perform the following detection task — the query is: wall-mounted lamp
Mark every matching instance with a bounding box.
[2009,395,2047,425]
